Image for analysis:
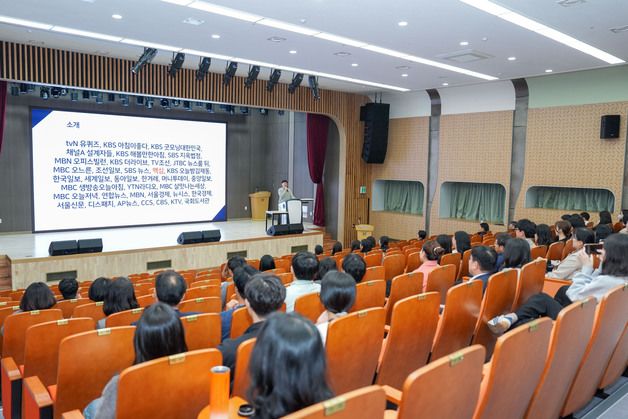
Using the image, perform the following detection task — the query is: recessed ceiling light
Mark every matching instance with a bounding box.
[507,56,517,61]
[442,82,449,86]
[333,51,351,57]
[182,17,204,25]
[351,63,359,67]
[459,41,469,46]
[211,34,220,39]
[112,14,122,20]
[395,65,411,70]
[398,21,408,27]
[289,50,297,54]
[267,36,286,43]
[545,69,553,72]
[401,73,408,77]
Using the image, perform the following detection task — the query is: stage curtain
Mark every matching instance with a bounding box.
[531,186,614,212]
[383,181,423,215]
[447,182,505,223]
[306,113,329,226]
[0,81,6,154]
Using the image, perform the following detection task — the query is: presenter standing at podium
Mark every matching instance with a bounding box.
[278,180,296,223]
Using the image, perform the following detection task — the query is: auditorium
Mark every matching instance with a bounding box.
[0,0,626,418]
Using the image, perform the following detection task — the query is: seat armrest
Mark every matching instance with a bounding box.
[61,410,85,419]
[1,356,22,381]
[23,375,54,408]
[382,385,402,405]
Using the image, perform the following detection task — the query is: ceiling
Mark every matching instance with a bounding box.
[0,0,626,94]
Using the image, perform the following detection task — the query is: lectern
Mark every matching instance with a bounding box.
[249,191,271,220]
[355,224,375,241]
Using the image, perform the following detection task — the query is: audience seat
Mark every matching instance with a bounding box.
[425,264,456,305]
[561,239,573,260]
[0,305,20,354]
[56,299,91,319]
[326,307,385,394]
[431,280,482,361]
[530,245,547,259]
[384,272,423,325]
[383,254,406,282]
[277,272,294,286]
[351,280,386,312]
[294,292,324,323]
[283,385,386,419]
[383,345,485,419]
[230,307,253,339]
[10,291,25,302]
[364,253,382,268]
[190,278,221,288]
[179,297,221,314]
[459,249,472,279]
[546,241,564,261]
[362,266,385,282]
[439,253,462,279]
[185,285,221,300]
[473,318,553,419]
[541,278,571,298]
[105,308,143,328]
[136,294,156,308]
[405,251,420,273]
[376,293,440,389]
[181,313,221,351]
[273,258,292,272]
[72,302,105,325]
[512,259,547,311]
[599,324,628,391]
[2,309,63,365]
[231,338,256,399]
[246,259,260,270]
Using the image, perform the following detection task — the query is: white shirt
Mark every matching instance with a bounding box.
[278,187,296,204]
[284,279,321,312]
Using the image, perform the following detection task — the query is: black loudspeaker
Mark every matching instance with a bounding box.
[360,103,390,163]
[78,238,103,253]
[201,230,221,242]
[48,240,78,256]
[288,224,304,234]
[177,231,203,245]
[601,115,620,139]
[267,224,291,236]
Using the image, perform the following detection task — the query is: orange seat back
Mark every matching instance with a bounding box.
[246,259,260,270]
[283,386,386,419]
[56,299,91,319]
[512,259,547,311]
[2,309,63,364]
[425,264,456,305]
[326,307,385,394]
[546,241,564,261]
[181,313,221,351]
[474,318,553,419]
[274,258,292,272]
[405,251,420,273]
[376,293,440,389]
[363,253,382,268]
[277,272,294,286]
[439,253,462,279]
[459,249,472,279]
[179,297,221,314]
[561,239,573,260]
[599,324,628,389]
[232,338,256,399]
[72,302,105,324]
[384,272,423,325]
[431,280,482,361]
[362,266,384,282]
[0,304,21,354]
[189,278,221,288]
[185,285,221,300]
[230,307,253,339]
[351,280,386,312]
[541,278,571,298]
[472,270,518,360]
[525,298,596,419]
[530,245,547,259]
[136,294,156,308]
[294,292,324,323]
[105,307,143,328]
[383,254,406,282]
[116,349,222,418]
[396,345,485,419]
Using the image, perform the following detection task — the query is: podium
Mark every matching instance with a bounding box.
[249,191,271,220]
[355,224,375,241]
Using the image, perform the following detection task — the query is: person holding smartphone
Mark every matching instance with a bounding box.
[546,228,594,280]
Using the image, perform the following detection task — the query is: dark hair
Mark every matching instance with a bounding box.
[516,219,537,239]
[291,252,319,281]
[535,224,553,247]
[227,255,247,274]
[379,236,390,250]
[314,245,324,256]
[495,232,512,248]
[569,215,585,229]
[560,214,571,221]
[418,230,427,240]
[244,274,286,317]
[248,313,333,419]
[331,242,343,256]
[366,236,377,247]
[103,277,139,316]
[341,253,367,283]
[480,222,490,233]
[316,258,338,281]
[59,278,79,300]
[453,231,471,255]
[19,282,57,312]
[259,255,276,272]
[580,212,590,221]
[360,239,373,253]
[600,234,628,276]
[555,220,572,239]
[573,227,595,246]
[470,246,497,273]
[155,270,187,306]
[134,302,187,365]
[350,240,361,251]
[281,179,288,184]
[436,234,452,254]
[320,272,356,314]
[594,224,613,243]
[503,238,531,269]
[598,210,613,225]
[422,240,445,262]
[233,265,258,297]
[88,277,112,302]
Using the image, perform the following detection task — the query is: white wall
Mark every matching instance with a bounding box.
[381,90,431,119]
[438,81,516,115]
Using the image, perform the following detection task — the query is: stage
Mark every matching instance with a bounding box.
[0,220,323,290]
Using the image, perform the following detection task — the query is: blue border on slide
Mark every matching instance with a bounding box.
[31,108,52,128]
[211,205,227,222]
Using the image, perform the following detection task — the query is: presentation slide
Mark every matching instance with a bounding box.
[31,109,227,232]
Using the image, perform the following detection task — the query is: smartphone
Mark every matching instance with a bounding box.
[584,243,603,255]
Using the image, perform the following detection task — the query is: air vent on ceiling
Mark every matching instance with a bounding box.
[557,0,586,6]
[610,25,628,34]
[183,17,205,26]
[436,49,493,63]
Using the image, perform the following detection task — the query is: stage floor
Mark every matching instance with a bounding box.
[0,219,318,259]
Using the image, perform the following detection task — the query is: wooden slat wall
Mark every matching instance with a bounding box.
[0,255,10,289]
[0,41,369,243]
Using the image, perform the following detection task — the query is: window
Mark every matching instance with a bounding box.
[439,182,506,223]
[372,180,424,215]
[525,186,614,212]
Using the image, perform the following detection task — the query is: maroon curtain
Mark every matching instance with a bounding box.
[306,113,329,226]
[0,81,6,154]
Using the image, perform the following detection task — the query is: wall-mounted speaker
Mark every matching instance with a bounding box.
[177,231,203,245]
[78,238,103,253]
[601,115,620,139]
[360,103,390,163]
[49,240,78,256]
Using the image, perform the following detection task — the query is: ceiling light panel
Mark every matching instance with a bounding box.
[187,1,262,22]
[0,15,53,30]
[256,18,320,36]
[51,26,123,42]
[120,39,181,52]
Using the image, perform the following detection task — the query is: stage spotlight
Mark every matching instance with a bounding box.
[168,52,185,77]
[60,88,68,96]
[240,106,249,114]
[223,61,238,86]
[205,103,214,113]
[82,90,90,99]
[51,87,62,98]
[160,98,171,109]
[223,105,235,115]
[70,91,79,101]
[288,73,304,94]
[259,108,268,115]
[136,96,144,106]
[308,75,320,100]
[145,98,154,109]
[267,69,281,92]
[183,100,191,111]
[131,47,157,74]
[172,99,180,107]
[19,84,29,95]
[120,94,129,106]
[107,93,115,102]
[27,84,35,93]
[96,92,104,104]
[10,85,19,96]
[40,87,49,100]
[196,57,211,81]
[244,65,260,88]
[278,110,285,116]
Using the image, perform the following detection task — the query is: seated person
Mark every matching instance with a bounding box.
[98,277,139,329]
[489,233,628,334]
[494,233,512,271]
[535,224,554,247]
[554,220,572,243]
[218,274,285,373]
[477,222,490,237]
[350,240,361,252]
[59,277,80,300]
[453,231,471,255]
[331,241,343,256]
[597,210,613,229]
[2,282,57,335]
[468,246,497,293]
[154,270,198,317]
[500,238,531,272]
[580,211,592,227]
[314,245,324,256]
[88,277,111,302]
[341,253,367,284]
[379,236,390,252]
[84,303,187,419]
[360,239,373,253]
[594,224,613,243]
[436,234,452,254]
[284,252,320,312]
[413,240,445,292]
[316,257,337,282]
[514,219,537,248]
[569,214,586,229]
[316,271,356,345]
[220,255,248,306]
[417,230,427,240]
[546,228,594,280]
[248,313,333,418]
[220,265,258,341]
[259,255,276,272]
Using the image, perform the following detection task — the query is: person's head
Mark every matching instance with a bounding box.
[366,236,377,247]
[360,239,373,253]
[133,302,187,365]
[453,231,471,254]
[59,278,79,300]
[155,270,187,307]
[248,313,333,419]
[19,282,56,312]
[244,274,286,320]
[572,227,595,251]
[418,230,427,240]
[515,219,536,239]
[88,277,112,302]
[227,255,247,276]
[535,224,553,247]
[600,234,628,277]
[317,258,337,281]
[494,232,512,254]
[331,241,343,255]
[259,255,276,272]
[314,245,324,256]
[350,240,361,251]
[561,214,571,221]
[480,222,490,233]
[469,246,497,276]
[580,212,590,221]
[508,221,517,230]
[341,253,367,283]
[620,210,628,223]
[292,252,319,281]
[569,214,585,229]
[281,180,289,188]
[233,265,258,300]
[555,220,572,239]
[503,238,531,269]
[421,240,445,263]
[594,224,613,243]
[320,271,356,314]
[103,277,139,316]
[599,210,613,225]
[379,236,390,250]
[436,234,452,254]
